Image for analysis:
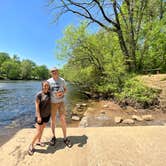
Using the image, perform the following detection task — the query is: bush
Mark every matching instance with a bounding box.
[116,78,160,108]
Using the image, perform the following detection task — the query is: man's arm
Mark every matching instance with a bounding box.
[63,85,67,94]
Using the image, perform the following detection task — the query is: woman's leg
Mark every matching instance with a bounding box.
[31,123,43,148]
[28,123,43,155]
[37,123,46,143]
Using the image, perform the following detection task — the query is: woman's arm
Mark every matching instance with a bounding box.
[35,99,41,123]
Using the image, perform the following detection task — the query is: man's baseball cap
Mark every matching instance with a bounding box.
[50,67,58,72]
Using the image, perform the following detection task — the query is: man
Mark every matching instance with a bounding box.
[47,67,72,147]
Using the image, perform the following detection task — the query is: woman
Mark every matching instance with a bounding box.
[28,81,51,155]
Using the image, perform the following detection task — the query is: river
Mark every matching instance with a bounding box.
[0,80,87,145]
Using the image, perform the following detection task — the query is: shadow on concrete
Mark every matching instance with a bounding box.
[35,134,88,154]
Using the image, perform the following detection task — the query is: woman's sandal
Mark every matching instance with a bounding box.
[28,144,35,156]
[63,138,72,148]
[36,142,45,147]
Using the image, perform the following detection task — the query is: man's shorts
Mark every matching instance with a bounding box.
[35,115,50,125]
[51,102,66,117]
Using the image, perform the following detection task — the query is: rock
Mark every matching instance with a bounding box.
[71,115,80,121]
[81,103,87,107]
[83,111,88,116]
[103,104,109,108]
[79,117,88,127]
[77,108,84,112]
[126,106,137,113]
[142,115,153,121]
[114,117,123,123]
[132,115,143,121]
[122,119,135,124]
[76,104,81,108]
[95,115,110,120]
[86,107,95,113]
[100,110,106,114]
[72,107,78,114]
[153,108,160,112]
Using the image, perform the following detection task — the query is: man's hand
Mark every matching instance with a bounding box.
[56,91,64,98]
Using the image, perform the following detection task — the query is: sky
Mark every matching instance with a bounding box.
[0,0,80,69]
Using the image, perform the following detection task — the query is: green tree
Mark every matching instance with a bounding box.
[49,0,166,72]
[0,52,51,80]
[135,3,166,72]
[35,65,49,80]
[0,52,11,67]
[20,60,35,80]
[1,60,20,79]
[0,52,11,78]
[57,24,127,95]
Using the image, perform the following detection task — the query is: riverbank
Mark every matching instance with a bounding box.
[72,74,166,127]
[1,126,166,166]
[78,100,166,127]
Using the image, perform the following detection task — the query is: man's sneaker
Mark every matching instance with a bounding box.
[63,138,72,148]
[49,136,56,146]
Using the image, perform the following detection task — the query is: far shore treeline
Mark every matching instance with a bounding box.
[0,52,50,80]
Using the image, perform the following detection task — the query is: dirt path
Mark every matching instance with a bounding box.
[137,74,166,111]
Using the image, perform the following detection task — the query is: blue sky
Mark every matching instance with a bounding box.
[0,0,80,68]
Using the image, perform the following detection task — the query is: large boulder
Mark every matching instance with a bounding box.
[122,119,135,124]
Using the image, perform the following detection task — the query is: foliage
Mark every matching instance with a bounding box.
[0,52,50,80]
[50,0,166,72]
[1,60,20,79]
[137,14,166,72]
[57,23,128,96]
[0,52,11,67]
[49,0,166,109]
[20,60,34,80]
[34,65,50,80]
[116,77,160,107]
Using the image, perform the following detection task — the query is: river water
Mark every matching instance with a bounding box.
[0,80,87,145]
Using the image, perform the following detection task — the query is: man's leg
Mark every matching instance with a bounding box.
[59,102,67,139]
[50,103,57,145]
[59,107,72,148]
[59,113,67,139]
[50,103,57,137]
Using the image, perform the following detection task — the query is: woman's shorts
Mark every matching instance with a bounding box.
[35,115,50,125]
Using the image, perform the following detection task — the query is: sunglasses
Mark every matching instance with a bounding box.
[51,70,58,73]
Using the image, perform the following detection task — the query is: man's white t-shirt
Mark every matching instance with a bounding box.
[47,77,66,103]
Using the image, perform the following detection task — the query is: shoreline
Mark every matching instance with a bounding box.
[1,118,166,148]
[1,98,166,147]
[0,127,20,147]
[0,120,80,147]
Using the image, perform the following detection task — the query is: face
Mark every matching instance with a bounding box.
[51,70,59,78]
[42,82,49,92]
